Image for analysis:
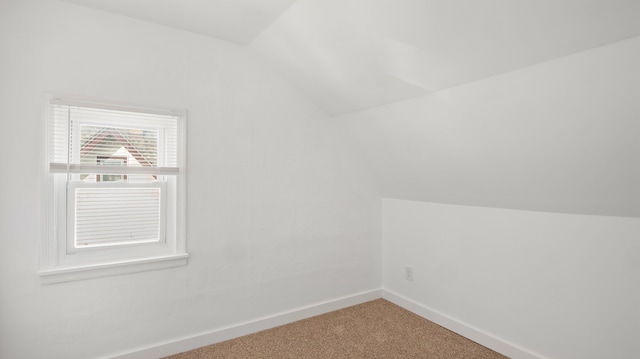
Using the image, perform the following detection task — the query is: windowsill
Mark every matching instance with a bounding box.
[38,253,189,284]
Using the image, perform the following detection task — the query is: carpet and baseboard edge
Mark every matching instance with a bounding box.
[108,288,546,359]
[381,289,547,359]
[108,289,382,359]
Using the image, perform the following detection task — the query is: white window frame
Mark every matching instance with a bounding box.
[39,95,188,284]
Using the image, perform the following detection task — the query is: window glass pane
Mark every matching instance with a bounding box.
[80,125,158,167]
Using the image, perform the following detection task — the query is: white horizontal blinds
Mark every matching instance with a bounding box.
[49,100,181,176]
[50,104,71,165]
[74,187,161,247]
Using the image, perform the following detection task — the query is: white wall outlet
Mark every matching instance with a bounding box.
[405,266,413,282]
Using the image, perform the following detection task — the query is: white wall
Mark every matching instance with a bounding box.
[331,27,640,359]
[340,36,640,217]
[0,1,380,358]
[382,198,639,359]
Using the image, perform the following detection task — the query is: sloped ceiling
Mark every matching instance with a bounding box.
[65,0,639,115]
[339,36,640,217]
[62,0,297,45]
[60,0,640,216]
[251,0,639,114]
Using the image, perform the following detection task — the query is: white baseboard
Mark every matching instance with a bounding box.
[382,289,547,359]
[109,289,382,359]
[109,288,546,359]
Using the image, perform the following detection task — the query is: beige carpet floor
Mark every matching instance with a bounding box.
[164,299,509,359]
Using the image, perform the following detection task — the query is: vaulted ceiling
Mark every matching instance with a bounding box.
[65,0,639,115]
[61,0,640,217]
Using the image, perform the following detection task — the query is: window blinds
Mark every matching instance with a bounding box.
[74,187,162,247]
[49,99,182,176]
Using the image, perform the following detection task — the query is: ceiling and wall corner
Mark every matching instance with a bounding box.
[61,0,298,45]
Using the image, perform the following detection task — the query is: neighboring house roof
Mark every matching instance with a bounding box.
[80,127,152,167]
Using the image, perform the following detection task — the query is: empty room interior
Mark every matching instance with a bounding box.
[1,0,639,358]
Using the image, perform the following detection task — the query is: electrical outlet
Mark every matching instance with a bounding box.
[405,266,413,282]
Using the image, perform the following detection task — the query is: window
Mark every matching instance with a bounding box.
[40,97,188,283]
